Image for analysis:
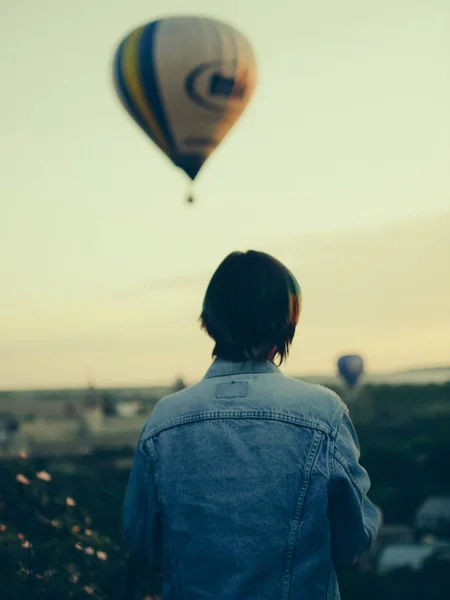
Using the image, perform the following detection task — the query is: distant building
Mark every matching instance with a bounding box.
[64,400,78,419]
[415,496,450,541]
[379,524,415,544]
[377,543,438,573]
[116,401,142,418]
[20,418,80,444]
[358,524,413,568]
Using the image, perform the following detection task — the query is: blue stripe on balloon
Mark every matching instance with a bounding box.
[114,41,147,130]
[113,39,163,149]
[139,21,176,156]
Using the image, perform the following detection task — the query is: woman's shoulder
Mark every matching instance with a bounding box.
[273,375,347,436]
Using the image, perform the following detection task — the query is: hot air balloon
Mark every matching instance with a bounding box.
[337,354,364,387]
[113,16,258,203]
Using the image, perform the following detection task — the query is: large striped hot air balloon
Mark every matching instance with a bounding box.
[113,16,258,200]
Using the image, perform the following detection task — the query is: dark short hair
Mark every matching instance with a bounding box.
[200,250,301,365]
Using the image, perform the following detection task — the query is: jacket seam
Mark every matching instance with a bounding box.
[281,430,323,600]
[329,435,335,479]
[330,401,347,437]
[149,437,183,600]
[143,412,333,441]
[364,520,378,547]
[333,450,365,496]
[204,371,282,380]
[326,569,332,600]
[125,444,153,557]
[365,520,377,538]
[364,525,374,551]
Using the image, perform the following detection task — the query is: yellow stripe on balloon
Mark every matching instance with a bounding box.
[121,28,169,154]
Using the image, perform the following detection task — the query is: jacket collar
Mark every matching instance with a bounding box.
[203,358,281,380]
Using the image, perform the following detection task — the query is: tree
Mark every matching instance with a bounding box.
[172,377,187,393]
[101,393,117,418]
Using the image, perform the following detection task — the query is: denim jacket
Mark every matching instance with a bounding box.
[123,359,381,599]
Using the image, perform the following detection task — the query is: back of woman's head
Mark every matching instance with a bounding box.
[200,250,301,365]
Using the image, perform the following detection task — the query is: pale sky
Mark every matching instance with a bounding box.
[1,0,449,389]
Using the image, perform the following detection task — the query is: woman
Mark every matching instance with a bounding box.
[123,250,381,600]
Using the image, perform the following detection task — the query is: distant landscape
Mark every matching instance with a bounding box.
[1,371,449,598]
[300,366,450,386]
[2,365,449,397]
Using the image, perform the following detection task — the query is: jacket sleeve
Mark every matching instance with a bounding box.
[123,434,163,576]
[328,408,382,568]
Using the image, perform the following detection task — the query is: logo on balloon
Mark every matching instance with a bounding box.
[185,61,247,114]
[209,73,246,98]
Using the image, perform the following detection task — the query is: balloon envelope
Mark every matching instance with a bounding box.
[113,16,258,180]
[337,355,364,387]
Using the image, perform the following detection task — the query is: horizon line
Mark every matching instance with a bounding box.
[1,364,449,394]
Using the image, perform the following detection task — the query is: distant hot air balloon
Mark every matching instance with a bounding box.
[337,354,364,387]
[113,16,258,202]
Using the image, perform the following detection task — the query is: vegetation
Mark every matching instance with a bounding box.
[0,457,127,598]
